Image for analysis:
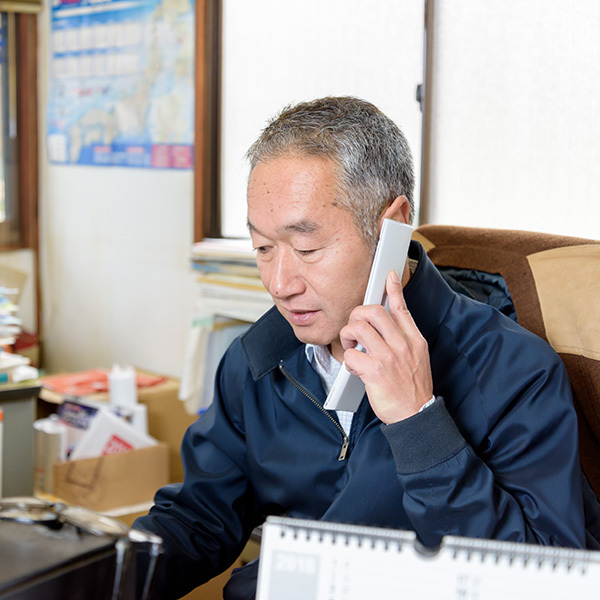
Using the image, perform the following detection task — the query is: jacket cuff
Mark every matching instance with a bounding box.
[381,398,466,474]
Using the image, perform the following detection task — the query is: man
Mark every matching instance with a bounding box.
[135,97,598,599]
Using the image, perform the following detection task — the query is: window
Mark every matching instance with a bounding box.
[0,7,38,250]
[194,0,425,241]
[0,3,40,347]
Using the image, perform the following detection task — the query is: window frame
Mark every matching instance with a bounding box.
[0,11,38,251]
[194,0,222,242]
[0,11,40,345]
[193,2,431,240]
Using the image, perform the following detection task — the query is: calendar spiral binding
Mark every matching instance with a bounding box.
[257,516,600,600]
[267,515,598,572]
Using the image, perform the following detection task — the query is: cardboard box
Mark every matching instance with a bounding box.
[134,372,198,483]
[53,442,169,512]
[39,369,197,483]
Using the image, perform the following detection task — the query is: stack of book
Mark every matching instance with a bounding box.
[190,238,273,322]
[181,239,273,413]
[0,286,32,380]
[0,287,22,347]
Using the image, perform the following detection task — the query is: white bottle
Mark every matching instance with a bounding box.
[108,364,148,435]
[109,364,137,408]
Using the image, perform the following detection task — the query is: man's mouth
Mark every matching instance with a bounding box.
[285,308,319,326]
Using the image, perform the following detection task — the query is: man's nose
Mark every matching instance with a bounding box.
[268,250,304,299]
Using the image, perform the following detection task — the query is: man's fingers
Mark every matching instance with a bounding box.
[341,315,390,355]
[386,269,410,312]
[385,271,410,314]
[341,269,421,356]
[386,270,422,339]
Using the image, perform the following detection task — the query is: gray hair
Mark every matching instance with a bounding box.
[246,96,415,249]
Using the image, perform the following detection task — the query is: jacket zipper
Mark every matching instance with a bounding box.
[279,363,349,461]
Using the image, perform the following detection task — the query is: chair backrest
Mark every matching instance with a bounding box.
[414,225,600,498]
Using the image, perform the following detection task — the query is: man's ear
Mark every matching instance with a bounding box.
[380,196,411,228]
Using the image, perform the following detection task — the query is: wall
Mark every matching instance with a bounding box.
[426,0,600,239]
[36,0,425,376]
[36,0,599,378]
[38,10,197,378]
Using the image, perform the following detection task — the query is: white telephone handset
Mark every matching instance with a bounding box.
[323,219,413,412]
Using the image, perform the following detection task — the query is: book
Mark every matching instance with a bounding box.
[0,351,30,372]
[57,399,100,454]
[189,237,272,323]
[196,273,267,292]
[179,315,252,414]
[256,516,600,600]
[0,286,22,348]
[40,368,166,401]
[68,409,158,461]
[191,260,260,277]
[191,237,256,260]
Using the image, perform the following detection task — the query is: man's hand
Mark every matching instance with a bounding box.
[339,270,434,424]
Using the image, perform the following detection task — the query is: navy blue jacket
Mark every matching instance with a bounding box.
[135,242,593,599]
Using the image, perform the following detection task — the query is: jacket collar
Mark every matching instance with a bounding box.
[403,240,455,342]
[240,305,302,380]
[241,241,455,381]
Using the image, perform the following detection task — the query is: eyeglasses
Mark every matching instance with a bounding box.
[0,496,163,600]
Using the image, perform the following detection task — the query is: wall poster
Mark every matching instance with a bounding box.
[47,0,195,169]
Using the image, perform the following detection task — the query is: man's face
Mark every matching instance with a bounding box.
[247,155,374,361]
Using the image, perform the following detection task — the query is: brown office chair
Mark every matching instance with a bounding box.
[414,225,600,499]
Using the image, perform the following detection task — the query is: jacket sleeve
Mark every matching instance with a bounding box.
[133,345,256,600]
[381,356,587,550]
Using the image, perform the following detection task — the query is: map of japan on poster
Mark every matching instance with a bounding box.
[47,0,195,169]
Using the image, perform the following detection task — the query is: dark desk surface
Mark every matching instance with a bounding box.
[0,382,41,401]
[0,519,119,599]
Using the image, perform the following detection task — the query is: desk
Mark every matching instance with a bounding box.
[0,383,40,497]
[0,519,121,600]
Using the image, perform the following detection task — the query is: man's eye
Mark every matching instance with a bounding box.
[296,249,317,256]
[254,246,270,255]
